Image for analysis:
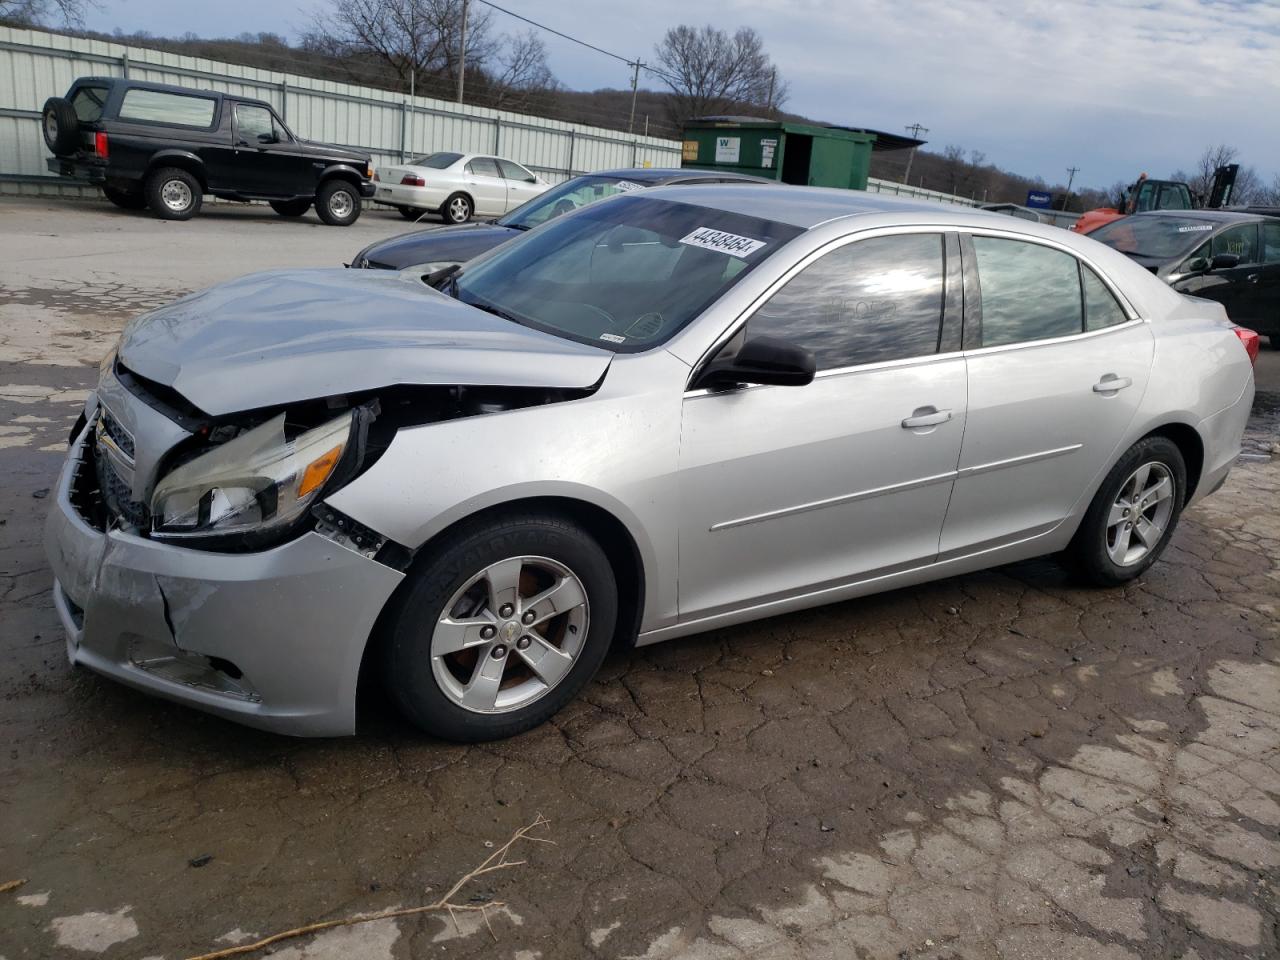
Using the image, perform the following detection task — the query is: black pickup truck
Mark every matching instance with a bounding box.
[42,77,376,225]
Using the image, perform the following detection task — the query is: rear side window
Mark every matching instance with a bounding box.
[1263,222,1280,264]
[467,157,501,178]
[70,85,109,122]
[972,237,1081,346]
[1083,266,1128,330]
[747,233,945,370]
[119,89,216,128]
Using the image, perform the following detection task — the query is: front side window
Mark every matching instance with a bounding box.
[1211,223,1258,263]
[1083,266,1128,330]
[70,85,109,122]
[454,195,802,351]
[235,104,282,143]
[498,159,535,182]
[746,234,945,370]
[466,157,501,178]
[972,237,1081,346]
[119,88,216,128]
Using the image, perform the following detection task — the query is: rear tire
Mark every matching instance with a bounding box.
[441,192,472,224]
[41,97,80,154]
[144,167,202,221]
[1066,436,1186,587]
[102,185,147,210]
[269,198,312,217]
[381,512,617,742]
[315,180,361,226]
[398,205,425,221]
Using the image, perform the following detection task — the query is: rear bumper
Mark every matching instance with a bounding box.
[373,183,449,209]
[46,155,107,184]
[45,426,404,737]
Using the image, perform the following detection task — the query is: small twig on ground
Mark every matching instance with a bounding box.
[0,879,28,895]
[184,814,552,960]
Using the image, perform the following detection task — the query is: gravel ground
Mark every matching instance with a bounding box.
[1,198,1277,960]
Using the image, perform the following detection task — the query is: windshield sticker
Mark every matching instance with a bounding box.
[679,227,767,259]
[1177,225,1214,232]
[599,333,626,343]
[614,180,645,192]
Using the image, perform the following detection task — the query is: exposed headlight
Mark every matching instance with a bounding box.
[150,411,353,541]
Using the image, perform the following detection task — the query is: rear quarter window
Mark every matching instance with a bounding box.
[69,85,109,122]
[118,89,217,128]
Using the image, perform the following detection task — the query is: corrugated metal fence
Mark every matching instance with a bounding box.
[0,25,682,196]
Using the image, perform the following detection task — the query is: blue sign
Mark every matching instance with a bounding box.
[1026,190,1053,209]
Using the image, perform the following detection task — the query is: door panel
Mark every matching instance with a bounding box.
[464,157,508,215]
[940,322,1154,555]
[678,360,967,619]
[498,159,541,211]
[230,103,308,197]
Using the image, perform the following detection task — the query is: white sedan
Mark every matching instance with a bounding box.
[372,151,549,223]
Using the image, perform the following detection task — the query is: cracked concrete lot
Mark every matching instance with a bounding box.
[1,198,1278,960]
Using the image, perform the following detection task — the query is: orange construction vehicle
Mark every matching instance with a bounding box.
[1072,165,1239,235]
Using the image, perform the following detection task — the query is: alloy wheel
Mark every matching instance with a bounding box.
[449,197,470,222]
[430,555,589,714]
[1106,461,1175,566]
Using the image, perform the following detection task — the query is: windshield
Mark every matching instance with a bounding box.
[1089,216,1217,260]
[409,152,463,169]
[498,174,653,230]
[455,194,802,351]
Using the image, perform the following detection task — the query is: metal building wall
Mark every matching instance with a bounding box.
[0,25,683,197]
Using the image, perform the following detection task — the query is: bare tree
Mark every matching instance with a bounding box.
[941,144,967,195]
[484,31,556,110]
[1172,144,1265,205]
[0,0,93,26]
[653,25,783,127]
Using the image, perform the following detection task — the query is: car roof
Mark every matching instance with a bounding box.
[1128,209,1262,224]
[74,76,270,109]
[636,182,980,227]
[579,168,771,185]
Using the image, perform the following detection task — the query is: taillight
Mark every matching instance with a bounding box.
[94,131,109,158]
[373,170,380,182]
[1232,326,1260,366]
[401,174,425,187]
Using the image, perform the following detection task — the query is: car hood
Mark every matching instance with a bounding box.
[117,269,612,416]
[356,222,521,269]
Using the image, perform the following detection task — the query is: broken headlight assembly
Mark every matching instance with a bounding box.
[150,411,355,543]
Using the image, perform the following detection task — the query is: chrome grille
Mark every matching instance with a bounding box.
[98,409,135,458]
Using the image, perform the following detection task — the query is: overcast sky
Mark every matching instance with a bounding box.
[82,0,1280,191]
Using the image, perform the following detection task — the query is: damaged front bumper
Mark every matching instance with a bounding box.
[45,426,404,736]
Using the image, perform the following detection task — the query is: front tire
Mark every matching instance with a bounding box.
[270,198,312,217]
[1066,436,1186,586]
[315,180,361,226]
[145,167,202,221]
[382,512,618,742]
[441,192,472,224]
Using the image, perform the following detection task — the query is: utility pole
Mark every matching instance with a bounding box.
[456,0,469,104]
[627,60,643,134]
[1062,165,1079,209]
[766,68,776,117]
[903,122,928,185]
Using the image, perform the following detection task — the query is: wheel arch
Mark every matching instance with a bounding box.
[145,151,208,191]
[318,164,365,189]
[1139,421,1205,501]
[355,495,647,715]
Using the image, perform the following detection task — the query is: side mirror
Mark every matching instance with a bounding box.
[1184,256,1209,274]
[256,131,277,145]
[696,335,816,390]
[1211,253,1241,270]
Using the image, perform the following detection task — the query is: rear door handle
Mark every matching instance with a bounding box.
[901,407,953,429]
[1093,375,1133,393]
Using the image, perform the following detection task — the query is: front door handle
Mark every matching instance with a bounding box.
[1093,375,1133,394]
[901,406,953,429]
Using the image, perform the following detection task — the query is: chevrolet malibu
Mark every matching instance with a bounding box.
[46,185,1258,741]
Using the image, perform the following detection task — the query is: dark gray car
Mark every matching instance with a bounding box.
[349,167,769,270]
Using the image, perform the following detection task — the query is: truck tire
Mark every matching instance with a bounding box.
[102,185,147,210]
[41,97,81,155]
[269,199,312,217]
[145,167,203,221]
[315,180,361,226]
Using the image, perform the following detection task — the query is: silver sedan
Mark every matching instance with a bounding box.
[45,185,1258,740]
